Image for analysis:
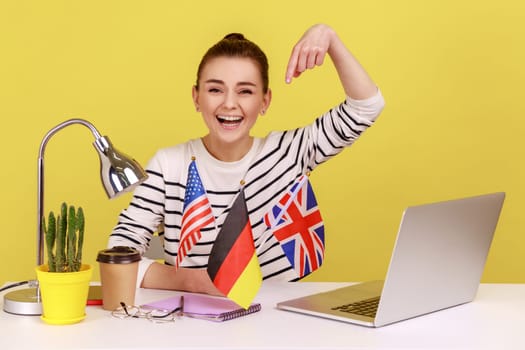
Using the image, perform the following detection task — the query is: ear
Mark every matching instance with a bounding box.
[192,85,200,112]
[261,89,272,116]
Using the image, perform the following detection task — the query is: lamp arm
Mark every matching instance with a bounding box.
[37,118,103,266]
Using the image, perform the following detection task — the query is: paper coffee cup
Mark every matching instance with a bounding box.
[97,246,141,311]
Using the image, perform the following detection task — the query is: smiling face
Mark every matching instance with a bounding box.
[192,56,271,161]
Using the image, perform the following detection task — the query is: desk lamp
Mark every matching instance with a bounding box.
[3,118,148,315]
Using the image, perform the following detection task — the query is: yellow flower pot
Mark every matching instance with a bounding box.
[35,264,93,325]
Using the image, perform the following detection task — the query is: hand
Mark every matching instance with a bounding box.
[285,24,377,100]
[142,263,224,296]
[285,24,336,84]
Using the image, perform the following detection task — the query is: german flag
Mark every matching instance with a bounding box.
[207,189,262,309]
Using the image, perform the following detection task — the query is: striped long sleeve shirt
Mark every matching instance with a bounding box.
[109,90,385,283]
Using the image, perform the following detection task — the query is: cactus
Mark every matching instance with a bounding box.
[75,207,85,271]
[44,211,57,272]
[42,202,86,272]
[55,203,67,271]
[67,205,76,271]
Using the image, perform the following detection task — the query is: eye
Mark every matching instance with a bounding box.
[208,88,222,93]
[239,89,254,95]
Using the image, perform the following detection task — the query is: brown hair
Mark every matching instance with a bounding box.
[195,33,269,93]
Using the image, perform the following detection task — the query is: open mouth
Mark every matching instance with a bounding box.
[217,115,243,129]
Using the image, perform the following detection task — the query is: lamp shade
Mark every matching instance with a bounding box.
[93,136,147,198]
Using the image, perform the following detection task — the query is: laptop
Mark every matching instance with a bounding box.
[277,192,505,327]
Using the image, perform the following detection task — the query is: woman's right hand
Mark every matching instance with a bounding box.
[142,262,224,296]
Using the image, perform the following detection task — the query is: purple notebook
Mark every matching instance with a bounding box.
[142,293,261,322]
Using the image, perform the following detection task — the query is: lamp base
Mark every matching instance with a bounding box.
[3,288,42,316]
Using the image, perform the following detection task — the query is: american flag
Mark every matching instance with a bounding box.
[264,175,325,278]
[176,160,215,268]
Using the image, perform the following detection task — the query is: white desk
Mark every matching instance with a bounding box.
[1,282,524,349]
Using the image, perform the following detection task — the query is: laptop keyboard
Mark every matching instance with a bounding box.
[331,296,380,318]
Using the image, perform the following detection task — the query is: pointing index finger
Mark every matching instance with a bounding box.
[285,44,301,84]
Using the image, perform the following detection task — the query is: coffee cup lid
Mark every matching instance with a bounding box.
[97,246,141,264]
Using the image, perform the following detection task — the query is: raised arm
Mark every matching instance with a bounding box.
[285,24,378,100]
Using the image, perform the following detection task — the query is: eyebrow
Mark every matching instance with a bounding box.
[204,79,257,87]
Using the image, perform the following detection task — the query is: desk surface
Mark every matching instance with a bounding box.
[1,282,524,349]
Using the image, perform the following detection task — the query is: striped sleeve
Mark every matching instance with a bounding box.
[309,89,385,168]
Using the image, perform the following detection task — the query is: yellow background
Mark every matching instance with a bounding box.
[1,0,524,284]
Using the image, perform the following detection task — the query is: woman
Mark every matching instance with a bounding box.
[108,24,385,295]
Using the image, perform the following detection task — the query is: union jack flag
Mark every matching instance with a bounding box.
[264,175,325,278]
[176,160,215,268]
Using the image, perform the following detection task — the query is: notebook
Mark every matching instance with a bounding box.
[277,192,505,327]
[142,293,261,322]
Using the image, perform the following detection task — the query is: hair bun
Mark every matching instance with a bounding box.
[223,33,246,41]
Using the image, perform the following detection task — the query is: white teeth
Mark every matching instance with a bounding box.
[218,115,242,122]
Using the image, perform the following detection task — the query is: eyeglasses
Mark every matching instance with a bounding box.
[111,295,184,323]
